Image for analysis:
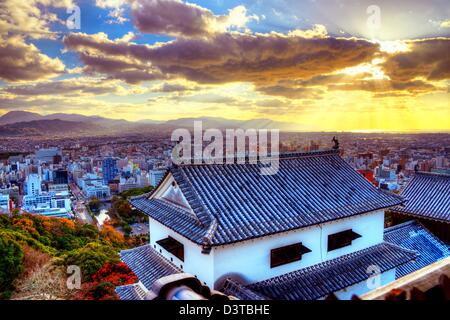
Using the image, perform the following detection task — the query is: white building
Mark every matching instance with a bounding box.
[116,150,433,300]
[119,175,150,193]
[0,193,10,214]
[22,191,71,218]
[149,169,166,187]
[26,173,41,196]
[83,181,111,199]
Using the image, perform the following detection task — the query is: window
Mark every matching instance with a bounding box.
[270,243,311,268]
[156,236,184,261]
[327,229,361,252]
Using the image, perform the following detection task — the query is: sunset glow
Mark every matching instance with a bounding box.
[0,0,449,132]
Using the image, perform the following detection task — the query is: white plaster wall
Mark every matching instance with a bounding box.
[148,210,385,290]
[212,210,385,287]
[332,268,397,300]
[149,218,215,287]
[320,210,385,261]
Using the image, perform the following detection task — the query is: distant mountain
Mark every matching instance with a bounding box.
[0,111,130,127]
[0,119,97,136]
[0,111,301,136]
[0,111,43,125]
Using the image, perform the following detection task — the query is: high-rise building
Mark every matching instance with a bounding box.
[26,174,41,196]
[102,157,118,184]
[53,169,68,184]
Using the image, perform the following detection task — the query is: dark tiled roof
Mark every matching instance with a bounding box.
[384,220,450,278]
[391,172,449,223]
[131,198,207,244]
[115,283,146,300]
[120,244,181,290]
[132,150,403,246]
[221,278,268,300]
[246,242,416,300]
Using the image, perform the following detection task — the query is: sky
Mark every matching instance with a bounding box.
[0,0,449,132]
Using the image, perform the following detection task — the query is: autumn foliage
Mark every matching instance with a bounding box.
[75,262,138,300]
[0,213,140,300]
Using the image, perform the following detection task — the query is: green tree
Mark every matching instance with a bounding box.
[0,236,24,297]
[88,197,101,213]
[64,242,119,281]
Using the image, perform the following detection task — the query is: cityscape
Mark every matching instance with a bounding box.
[0,0,449,313]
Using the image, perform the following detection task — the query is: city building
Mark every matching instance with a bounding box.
[149,169,166,187]
[116,150,443,300]
[53,169,68,184]
[0,193,10,214]
[83,180,111,199]
[389,172,450,243]
[375,165,399,191]
[35,147,62,163]
[102,157,118,185]
[22,191,71,218]
[26,173,41,196]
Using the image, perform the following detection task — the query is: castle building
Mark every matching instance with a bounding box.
[116,150,448,300]
[389,172,450,243]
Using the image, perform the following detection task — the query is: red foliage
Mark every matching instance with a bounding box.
[74,262,138,300]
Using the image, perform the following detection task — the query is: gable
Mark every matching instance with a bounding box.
[151,173,193,213]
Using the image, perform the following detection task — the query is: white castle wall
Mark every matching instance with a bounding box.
[149,209,385,289]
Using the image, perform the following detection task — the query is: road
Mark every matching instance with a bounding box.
[73,200,93,224]
[69,182,93,224]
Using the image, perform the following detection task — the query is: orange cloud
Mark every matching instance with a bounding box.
[0,36,65,82]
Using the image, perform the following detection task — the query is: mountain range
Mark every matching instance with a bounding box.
[0,111,301,136]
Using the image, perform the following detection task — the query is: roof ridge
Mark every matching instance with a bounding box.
[120,243,152,254]
[384,220,417,233]
[414,171,450,179]
[383,240,419,256]
[171,149,340,167]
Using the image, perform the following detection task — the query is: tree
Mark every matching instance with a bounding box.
[88,197,101,213]
[100,224,125,246]
[75,262,137,300]
[64,242,119,281]
[0,236,24,298]
[116,201,132,218]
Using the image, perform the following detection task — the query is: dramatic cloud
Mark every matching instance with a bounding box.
[64,31,379,87]
[0,0,74,38]
[131,0,257,37]
[1,78,137,96]
[382,38,450,81]
[76,52,165,84]
[257,85,323,99]
[327,79,436,94]
[0,1,71,82]
[150,81,202,93]
[0,36,65,82]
